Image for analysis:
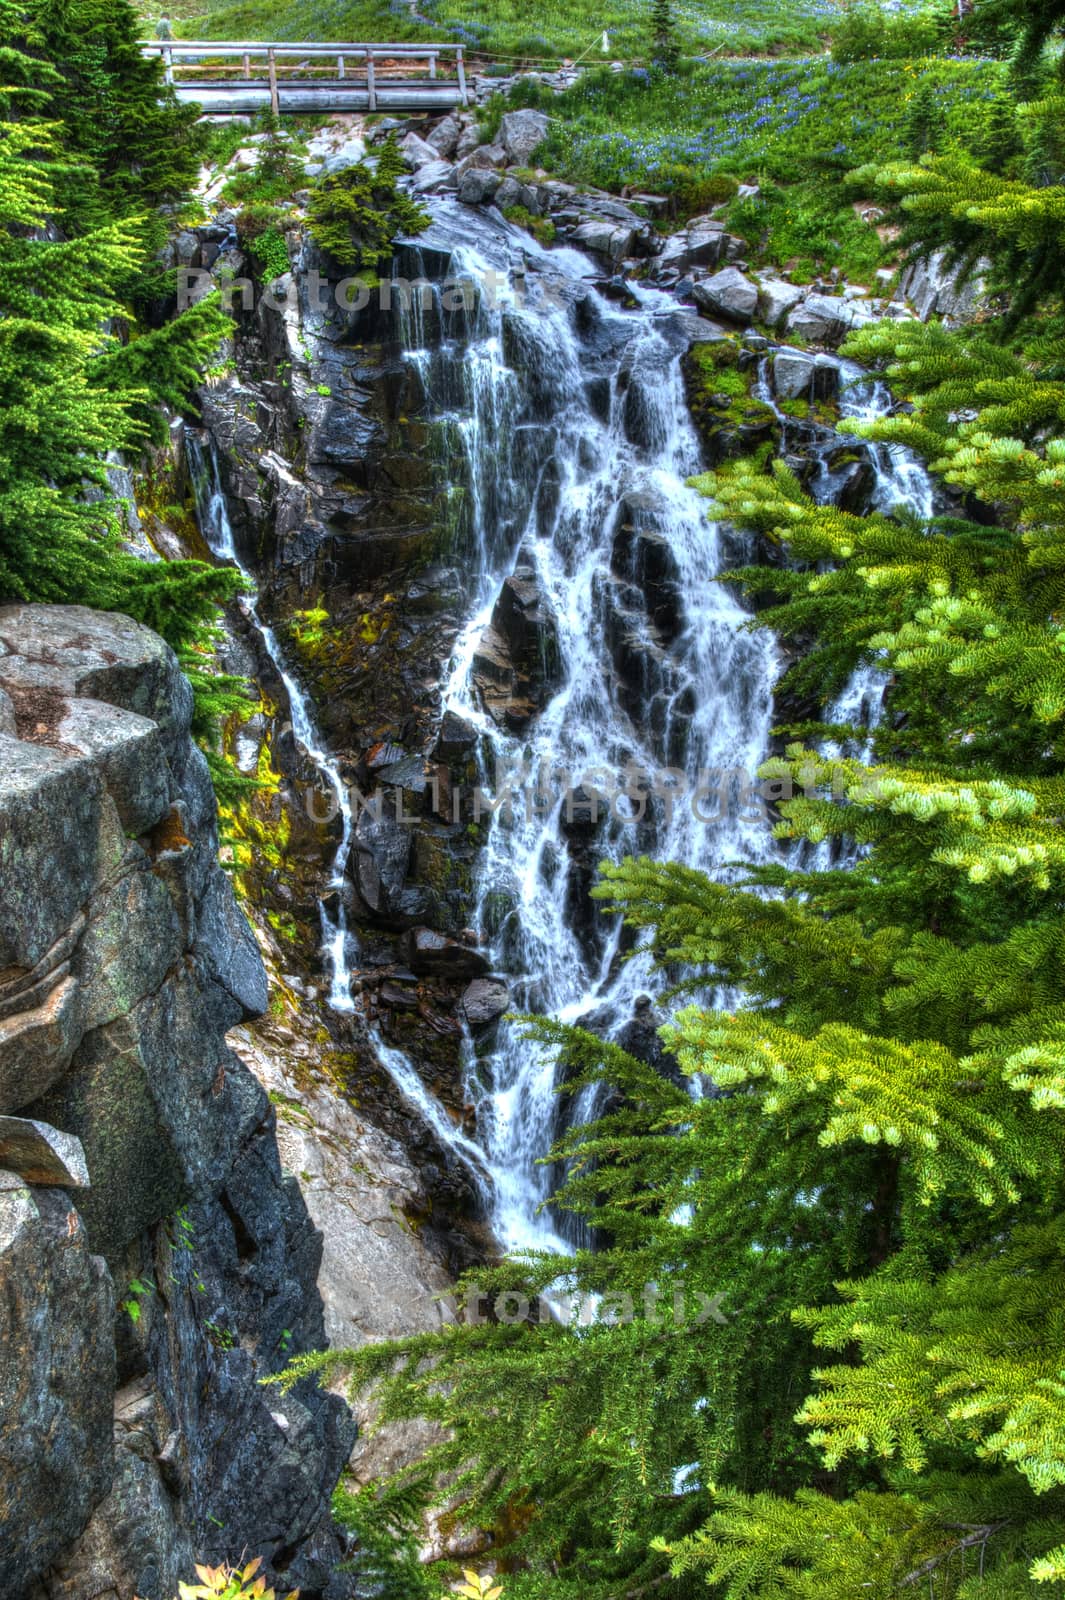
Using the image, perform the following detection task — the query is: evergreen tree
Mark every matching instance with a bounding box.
[278,304,1065,1600]
[306,136,430,271]
[650,0,679,73]
[904,78,946,160]
[0,7,245,772]
[0,0,200,237]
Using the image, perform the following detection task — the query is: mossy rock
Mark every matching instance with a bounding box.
[681,344,780,465]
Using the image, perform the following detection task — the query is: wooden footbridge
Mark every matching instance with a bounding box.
[141,40,470,113]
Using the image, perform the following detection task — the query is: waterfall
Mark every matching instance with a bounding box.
[392,209,782,1253]
[190,201,940,1261]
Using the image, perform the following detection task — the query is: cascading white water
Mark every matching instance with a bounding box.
[188,433,495,1161]
[186,437,359,1013]
[819,359,937,748]
[393,215,782,1253]
[191,205,941,1260]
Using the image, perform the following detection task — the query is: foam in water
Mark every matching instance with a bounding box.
[191,205,940,1263]
[393,213,782,1254]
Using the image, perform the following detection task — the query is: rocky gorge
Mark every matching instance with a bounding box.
[1,95,971,1598]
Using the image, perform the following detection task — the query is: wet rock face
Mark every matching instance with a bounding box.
[0,1184,115,1591]
[0,606,353,1599]
[471,559,562,733]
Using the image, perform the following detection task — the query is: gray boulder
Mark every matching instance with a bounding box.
[354,809,412,918]
[457,167,502,206]
[757,276,804,329]
[0,1117,89,1187]
[499,108,549,166]
[460,978,510,1032]
[785,292,855,348]
[771,348,841,402]
[55,697,171,837]
[899,248,990,323]
[0,603,348,1596]
[402,927,489,978]
[455,142,506,178]
[692,266,759,325]
[426,113,461,159]
[572,219,635,261]
[410,158,455,195]
[653,233,691,276]
[399,130,442,170]
[686,219,726,269]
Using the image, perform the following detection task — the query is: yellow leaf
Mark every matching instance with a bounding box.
[194,1569,215,1587]
[462,1573,480,1588]
[243,1558,264,1581]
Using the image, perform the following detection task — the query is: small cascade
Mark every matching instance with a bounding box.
[187,436,358,1012]
[805,359,939,874]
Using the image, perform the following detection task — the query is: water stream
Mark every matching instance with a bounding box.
[192,205,938,1261]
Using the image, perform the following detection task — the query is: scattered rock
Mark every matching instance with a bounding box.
[0,1116,89,1187]
[899,248,990,323]
[459,978,510,1032]
[455,143,506,178]
[756,276,804,330]
[411,158,455,195]
[571,219,635,261]
[426,114,462,159]
[785,292,855,348]
[692,267,759,325]
[685,218,726,269]
[400,131,442,170]
[353,809,413,920]
[457,167,501,206]
[499,108,549,165]
[402,928,490,979]
[771,348,840,402]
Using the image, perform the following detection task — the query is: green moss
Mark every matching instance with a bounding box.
[682,343,779,459]
[501,204,557,245]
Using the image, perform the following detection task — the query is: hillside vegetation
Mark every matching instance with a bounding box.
[175,0,837,60]
[274,4,1065,1598]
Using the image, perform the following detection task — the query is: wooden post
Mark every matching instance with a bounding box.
[268,46,279,115]
[456,46,467,106]
[242,51,250,79]
[428,52,436,79]
[366,49,376,111]
[337,53,345,78]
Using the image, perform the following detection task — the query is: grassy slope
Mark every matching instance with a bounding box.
[168,0,836,59]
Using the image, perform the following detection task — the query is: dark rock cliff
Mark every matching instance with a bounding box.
[0,604,355,1600]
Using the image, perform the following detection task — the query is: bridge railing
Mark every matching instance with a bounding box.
[141,40,468,110]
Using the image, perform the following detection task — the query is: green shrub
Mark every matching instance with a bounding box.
[654,164,738,215]
[831,2,946,64]
[245,225,291,282]
[222,127,306,204]
[501,204,556,244]
[305,136,430,271]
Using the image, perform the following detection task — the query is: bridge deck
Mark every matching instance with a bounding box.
[173,80,465,113]
[144,39,470,112]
